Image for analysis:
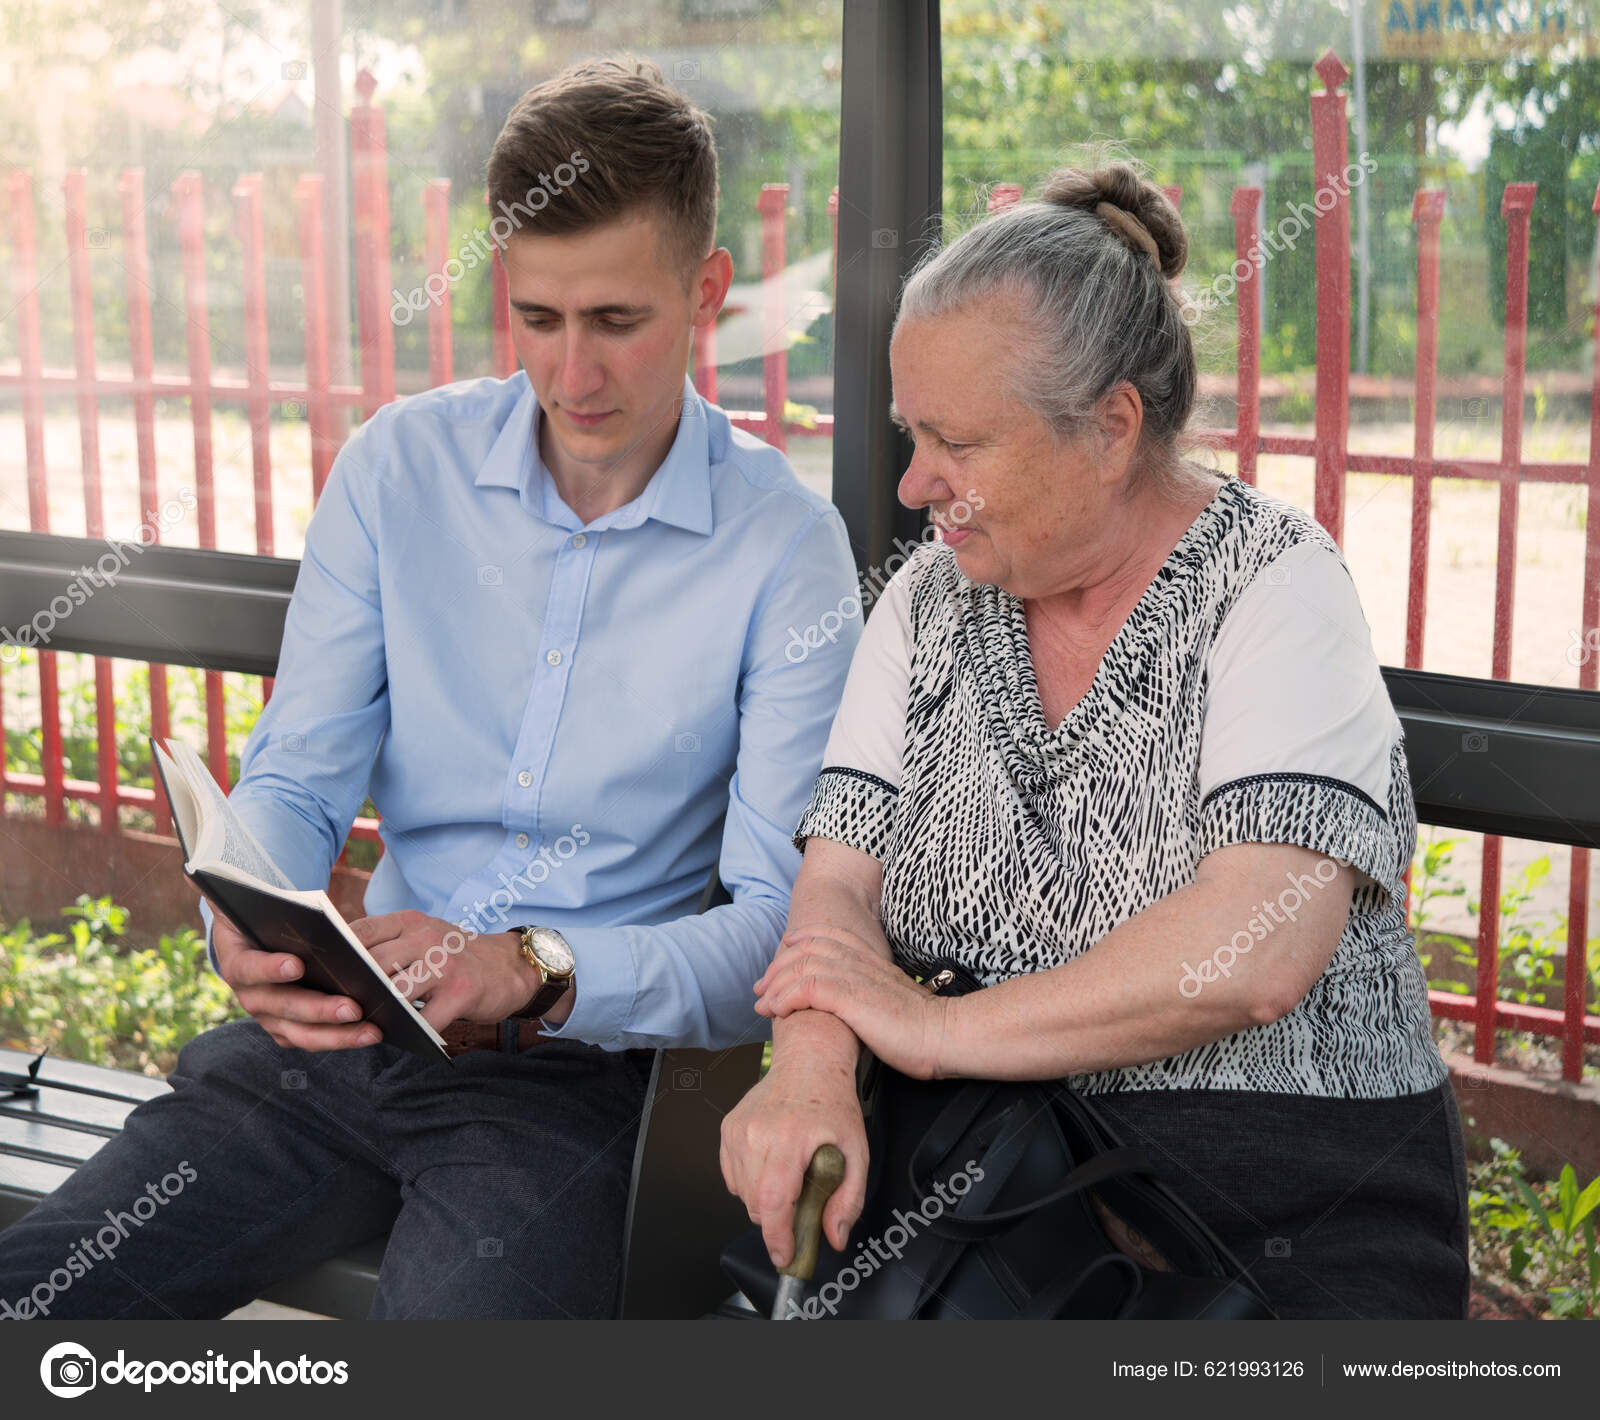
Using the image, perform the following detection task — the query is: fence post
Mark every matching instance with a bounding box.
[1310,49,1351,546]
[234,173,277,707]
[233,175,275,558]
[988,183,1022,212]
[62,170,120,832]
[296,175,335,503]
[1406,189,1446,671]
[1566,180,1600,1082]
[1229,186,1262,486]
[350,69,395,420]
[6,171,61,824]
[1472,180,1536,1065]
[424,178,454,389]
[757,184,789,451]
[118,168,172,833]
[172,171,229,788]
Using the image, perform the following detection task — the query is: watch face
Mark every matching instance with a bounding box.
[529,927,574,975]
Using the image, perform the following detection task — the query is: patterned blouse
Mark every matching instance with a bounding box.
[794,476,1447,1099]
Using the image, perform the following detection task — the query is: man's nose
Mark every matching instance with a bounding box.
[555,332,605,402]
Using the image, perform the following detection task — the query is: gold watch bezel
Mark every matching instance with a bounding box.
[516,925,575,987]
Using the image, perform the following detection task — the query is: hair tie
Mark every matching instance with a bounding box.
[1094,201,1159,267]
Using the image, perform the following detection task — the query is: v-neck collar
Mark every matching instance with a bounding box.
[947,477,1243,779]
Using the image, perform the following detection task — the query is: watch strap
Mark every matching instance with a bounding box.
[513,972,571,1021]
[510,926,574,1021]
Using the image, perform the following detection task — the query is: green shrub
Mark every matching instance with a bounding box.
[0,896,239,1077]
[1470,1137,1600,1320]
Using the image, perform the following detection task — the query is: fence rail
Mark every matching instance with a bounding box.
[3,50,1599,1079]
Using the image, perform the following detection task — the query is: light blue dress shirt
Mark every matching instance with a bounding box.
[204,370,860,1050]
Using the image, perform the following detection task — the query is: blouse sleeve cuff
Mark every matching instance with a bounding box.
[1198,772,1398,891]
[793,766,898,859]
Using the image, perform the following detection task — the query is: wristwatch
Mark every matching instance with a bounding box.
[510,925,576,1020]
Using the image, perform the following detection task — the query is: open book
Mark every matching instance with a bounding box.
[150,735,449,1064]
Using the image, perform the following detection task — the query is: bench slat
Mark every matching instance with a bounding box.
[0,1116,109,1168]
[0,1048,170,1103]
[0,1087,140,1137]
[0,1154,77,1204]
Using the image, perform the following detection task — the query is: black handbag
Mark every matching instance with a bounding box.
[723,957,1277,1319]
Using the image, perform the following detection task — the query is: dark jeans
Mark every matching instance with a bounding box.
[0,1019,653,1320]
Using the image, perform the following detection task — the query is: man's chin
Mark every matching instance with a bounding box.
[546,423,630,470]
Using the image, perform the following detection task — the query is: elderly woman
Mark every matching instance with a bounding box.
[719,162,1468,1321]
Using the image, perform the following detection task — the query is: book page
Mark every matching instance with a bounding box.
[150,739,200,861]
[169,739,295,892]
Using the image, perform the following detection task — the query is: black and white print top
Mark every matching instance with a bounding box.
[794,476,1447,1099]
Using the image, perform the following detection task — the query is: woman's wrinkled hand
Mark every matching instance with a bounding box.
[753,930,951,1081]
[719,1050,869,1268]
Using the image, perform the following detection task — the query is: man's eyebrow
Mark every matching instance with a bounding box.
[508,299,653,318]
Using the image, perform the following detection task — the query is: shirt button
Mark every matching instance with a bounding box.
[515,832,530,849]
[571,533,587,549]
[546,649,562,667]
[517,770,532,788]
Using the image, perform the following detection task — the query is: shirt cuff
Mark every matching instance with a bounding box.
[794,766,898,858]
[1199,772,1398,891]
[534,924,639,1048]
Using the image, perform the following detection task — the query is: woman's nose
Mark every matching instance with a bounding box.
[897,449,950,512]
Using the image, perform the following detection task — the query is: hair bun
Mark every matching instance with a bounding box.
[1039,161,1187,280]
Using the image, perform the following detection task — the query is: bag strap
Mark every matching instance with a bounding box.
[1016,1252,1144,1320]
[904,1080,1162,1242]
[926,1144,1161,1242]
[869,1064,1277,1316]
[1035,1085,1275,1308]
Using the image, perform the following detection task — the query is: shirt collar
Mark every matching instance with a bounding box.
[474,372,713,536]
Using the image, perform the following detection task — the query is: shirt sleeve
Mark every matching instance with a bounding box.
[1197,539,1404,889]
[539,506,861,1050]
[791,560,913,860]
[200,413,393,969]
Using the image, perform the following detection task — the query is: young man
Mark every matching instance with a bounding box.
[0,57,858,1320]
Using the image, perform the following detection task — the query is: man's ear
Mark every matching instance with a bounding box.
[692,247,734,330]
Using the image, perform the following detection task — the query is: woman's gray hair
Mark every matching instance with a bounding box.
[896,162,1197,493]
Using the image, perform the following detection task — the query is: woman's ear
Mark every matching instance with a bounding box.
[1094,383,1144,489]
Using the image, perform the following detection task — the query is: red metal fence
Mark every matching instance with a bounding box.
[2,50,1598,1078]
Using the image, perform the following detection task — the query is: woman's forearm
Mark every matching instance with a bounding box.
[938,843,1355,1080]
[769,839,891,1078]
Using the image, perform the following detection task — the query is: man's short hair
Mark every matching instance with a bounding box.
[486,56,718,283]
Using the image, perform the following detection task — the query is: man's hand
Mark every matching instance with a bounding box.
[208,906,381,1053]
[350,910,544,1035]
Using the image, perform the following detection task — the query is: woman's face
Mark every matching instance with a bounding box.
[890,303,1131,600]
